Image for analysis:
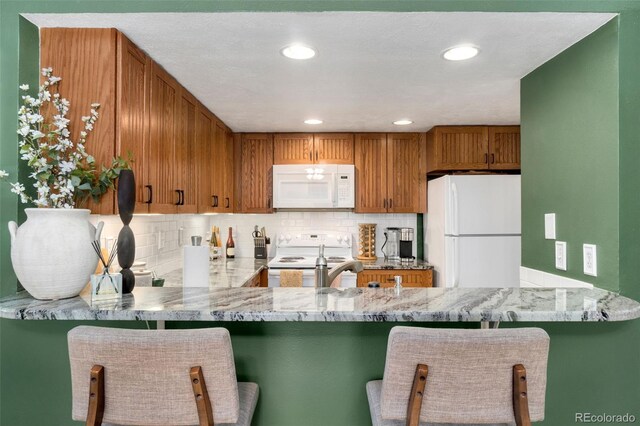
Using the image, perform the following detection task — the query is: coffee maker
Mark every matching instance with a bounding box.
[399,227,414,261]
[381,228,401,260]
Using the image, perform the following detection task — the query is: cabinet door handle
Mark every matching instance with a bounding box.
[211,195,217,208]
[386,277,396,282]
[383,199,387,209]
[215,195,219,207]
[484,153,488,163]
[389,198,393,209]
[268,196,272,209]
[180,190,185,206]
[225,197,230,209]
[491,153,495,164]
[145,185,153,204]
[309,151,312,162]
[315,151,318,162]
[175,190,181,206]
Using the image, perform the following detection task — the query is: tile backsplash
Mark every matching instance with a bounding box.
[91,212,422,274]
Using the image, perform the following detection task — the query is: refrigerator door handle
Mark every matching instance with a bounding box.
[453,237,460,287]
[451,182,459,236]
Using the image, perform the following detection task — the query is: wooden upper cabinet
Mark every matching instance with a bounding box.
[196,104,214,213]
[40,28,118,214]
[239,134,274,213]
[274,133,314,164]
[355,133,426,213]
[488,126,521,170]
[429,126,489,171]
[148,62,179,214]
[116,32,151,213]
[274,133,355,164]
[355,134,388,213]
[387,133,421,213]
[224,129,235,212]
[210,120,227,212]
[176,89,198,213]
[426,125,521,173]
[314,133,354,164]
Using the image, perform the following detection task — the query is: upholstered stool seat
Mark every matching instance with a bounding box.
[68,326,258,426]
[367,327,549,426]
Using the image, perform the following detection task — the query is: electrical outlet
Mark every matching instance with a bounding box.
[545,213,556,239]
[583,244,597,276]
[555,241,567,271]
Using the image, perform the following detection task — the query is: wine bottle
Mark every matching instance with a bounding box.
[226,227,235,259]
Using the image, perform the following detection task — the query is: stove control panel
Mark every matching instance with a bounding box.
[276,233,351,248]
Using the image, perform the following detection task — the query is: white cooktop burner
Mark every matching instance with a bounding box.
[268,232,353,269]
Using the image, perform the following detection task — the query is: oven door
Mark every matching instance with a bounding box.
[273,165,336,208]
[268,269,316,287]
[268,269,357,288]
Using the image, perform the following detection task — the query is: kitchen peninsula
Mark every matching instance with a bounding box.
[1,273,639,322]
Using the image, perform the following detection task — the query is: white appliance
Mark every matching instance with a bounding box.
[273,164,355,209]
[267,233,356,287]
[426,175,521,288]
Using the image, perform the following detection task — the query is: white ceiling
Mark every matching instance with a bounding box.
[24,12,615,132]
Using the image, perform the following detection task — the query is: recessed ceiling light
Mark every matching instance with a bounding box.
[304,119,323,125]
[443,45,479,61]
[393,119,413,126]
[281,44,316,60]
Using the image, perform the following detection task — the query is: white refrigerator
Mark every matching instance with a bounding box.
[426,175,521,288]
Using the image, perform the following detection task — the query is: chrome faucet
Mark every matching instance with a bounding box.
[315,244,364,288]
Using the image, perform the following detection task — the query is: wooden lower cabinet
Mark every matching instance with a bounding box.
[246,269,269,287]
[357,269,433,287]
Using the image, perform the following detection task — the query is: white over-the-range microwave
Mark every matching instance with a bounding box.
[272,164,355,209]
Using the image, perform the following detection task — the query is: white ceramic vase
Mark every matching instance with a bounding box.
[8,208,104,300]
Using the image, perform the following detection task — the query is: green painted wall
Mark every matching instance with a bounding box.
[2,2,640,426]
[521,20,619,290]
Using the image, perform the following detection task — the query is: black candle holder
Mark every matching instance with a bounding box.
[117,169,136,293]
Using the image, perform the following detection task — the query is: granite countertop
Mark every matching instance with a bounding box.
[360,259,433,270]
[159,258,268,288]
[1,286,639,322]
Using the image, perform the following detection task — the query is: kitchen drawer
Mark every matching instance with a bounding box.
[357,269,433,287]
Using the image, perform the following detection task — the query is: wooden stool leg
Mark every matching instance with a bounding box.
[190,366,215,426]
[86,365,104,426]
[406,364,429,426]
[513,364,532,426]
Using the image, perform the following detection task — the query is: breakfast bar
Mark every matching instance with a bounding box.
[2,283,639,322]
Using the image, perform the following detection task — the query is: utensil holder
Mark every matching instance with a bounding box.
[254,237,270,259]
[357,223,377,261]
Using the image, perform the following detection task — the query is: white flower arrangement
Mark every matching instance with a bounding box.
[0,68,128,208]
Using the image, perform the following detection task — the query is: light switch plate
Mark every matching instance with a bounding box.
[583,244,597,276]
[555,241,567,271]
[545,213,556,239]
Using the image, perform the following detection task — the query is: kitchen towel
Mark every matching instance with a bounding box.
[280,270,303,287]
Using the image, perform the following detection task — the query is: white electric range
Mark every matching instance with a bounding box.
[267,233,356,287]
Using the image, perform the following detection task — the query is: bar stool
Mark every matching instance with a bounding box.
[366,326,549,426]
[68,326,258,426]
